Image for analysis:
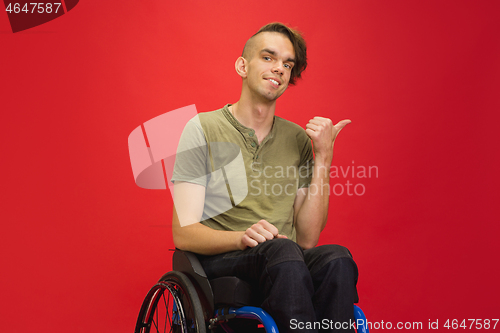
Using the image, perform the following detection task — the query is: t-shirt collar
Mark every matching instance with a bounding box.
[222,104,276,139]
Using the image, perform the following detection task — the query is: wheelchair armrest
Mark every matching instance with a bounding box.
[173,249,207,278]
[172,249,215,316]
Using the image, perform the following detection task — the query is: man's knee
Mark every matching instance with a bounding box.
[304,244,356,276]
[257,238,304,268]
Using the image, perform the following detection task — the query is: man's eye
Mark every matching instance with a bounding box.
[263,56,271,61]
[284,63,292,69]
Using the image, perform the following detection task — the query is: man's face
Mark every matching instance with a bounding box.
[244,32,296,102]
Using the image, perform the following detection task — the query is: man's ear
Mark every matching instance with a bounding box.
[235,57,248,78]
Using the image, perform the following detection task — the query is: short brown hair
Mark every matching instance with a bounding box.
[243,22,307,85]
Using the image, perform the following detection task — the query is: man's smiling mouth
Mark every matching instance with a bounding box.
[266,78,281,87]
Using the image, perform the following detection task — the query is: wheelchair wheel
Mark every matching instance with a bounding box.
[135,271,206,333]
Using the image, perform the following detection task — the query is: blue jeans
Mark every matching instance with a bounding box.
[196,238,359,333]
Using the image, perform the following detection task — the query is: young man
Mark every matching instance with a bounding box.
[171,23,358,333]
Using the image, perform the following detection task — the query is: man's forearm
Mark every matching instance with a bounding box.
[295,156,331,249]
[297,116,350,249]
[172,208,245,255]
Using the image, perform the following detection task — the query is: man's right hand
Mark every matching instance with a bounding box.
[238,220,288,250]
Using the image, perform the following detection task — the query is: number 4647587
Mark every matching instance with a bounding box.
[444,319,499,330]
[5,3,62,14]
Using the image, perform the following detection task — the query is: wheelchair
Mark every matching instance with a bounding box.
[129,108,369,332]
[134,249,369,333]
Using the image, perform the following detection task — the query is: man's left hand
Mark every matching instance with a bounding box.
[305,117,351,159]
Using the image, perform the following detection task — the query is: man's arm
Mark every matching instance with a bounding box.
[293,117,351,250]
[172,181,285,255]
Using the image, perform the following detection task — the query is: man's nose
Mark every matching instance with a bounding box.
[272,62,284,75]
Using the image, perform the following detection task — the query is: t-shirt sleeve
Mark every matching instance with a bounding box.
[171,115,211,187]
[297,131,314,189]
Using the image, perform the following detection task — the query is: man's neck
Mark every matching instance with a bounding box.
[230,97,276,144]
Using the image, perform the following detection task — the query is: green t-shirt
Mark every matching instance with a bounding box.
[171,104,313,241]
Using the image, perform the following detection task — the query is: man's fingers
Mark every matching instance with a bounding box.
[308,118,331,128]
[311,116,330,123]
[306,123,319,130]
[305,128,314,140]
[241,221,288,249]
[308,118,323,126]
[246,227,268,243]
[242,234,258,248]
[257,220,279,238]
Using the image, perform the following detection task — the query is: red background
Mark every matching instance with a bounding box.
[1,1,499,331]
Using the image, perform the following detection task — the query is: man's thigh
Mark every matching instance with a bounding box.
[196,238,305,281]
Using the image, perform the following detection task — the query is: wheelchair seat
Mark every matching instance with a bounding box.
[135,249,369,333]
[210,276,260,308]
[173,249,260,309]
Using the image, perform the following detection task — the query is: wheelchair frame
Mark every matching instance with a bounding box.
[135,250,369,333]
